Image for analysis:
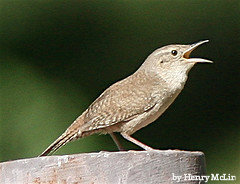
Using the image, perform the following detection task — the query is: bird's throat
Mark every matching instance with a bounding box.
[159,64,193,92]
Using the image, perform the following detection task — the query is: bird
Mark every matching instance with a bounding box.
[39,40,212,156]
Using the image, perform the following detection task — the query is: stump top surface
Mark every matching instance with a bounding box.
[1,149,204,164]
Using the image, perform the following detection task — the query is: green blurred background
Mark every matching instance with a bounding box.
[0,0,239,182]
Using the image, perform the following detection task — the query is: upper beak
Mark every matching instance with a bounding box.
[183,40,213,63]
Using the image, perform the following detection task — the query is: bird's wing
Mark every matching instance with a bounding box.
[81,71,166,132]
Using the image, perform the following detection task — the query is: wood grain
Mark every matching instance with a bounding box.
[0,150,206,184]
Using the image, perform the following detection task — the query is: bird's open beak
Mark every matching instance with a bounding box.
[183,40,213,63]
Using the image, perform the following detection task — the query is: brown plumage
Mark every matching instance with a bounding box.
[40,40,212,156]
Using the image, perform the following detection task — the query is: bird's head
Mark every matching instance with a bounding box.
[139,40,213,90]
[141,40,212,74]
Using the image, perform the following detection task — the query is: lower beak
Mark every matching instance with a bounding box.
[183,40,213,63]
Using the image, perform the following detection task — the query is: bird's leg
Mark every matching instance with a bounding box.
[121,132,154,151]
[109,133,125,151]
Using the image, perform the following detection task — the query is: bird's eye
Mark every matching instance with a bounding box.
[171,50,178,56]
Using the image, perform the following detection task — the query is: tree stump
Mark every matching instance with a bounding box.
[0,150,206,184]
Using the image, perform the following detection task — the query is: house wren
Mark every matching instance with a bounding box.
[39,40,212,156]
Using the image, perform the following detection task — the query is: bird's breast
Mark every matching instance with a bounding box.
[121,88,182,135]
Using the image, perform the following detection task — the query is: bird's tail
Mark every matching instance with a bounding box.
[39,114,86,157]
[39,130,78,157]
